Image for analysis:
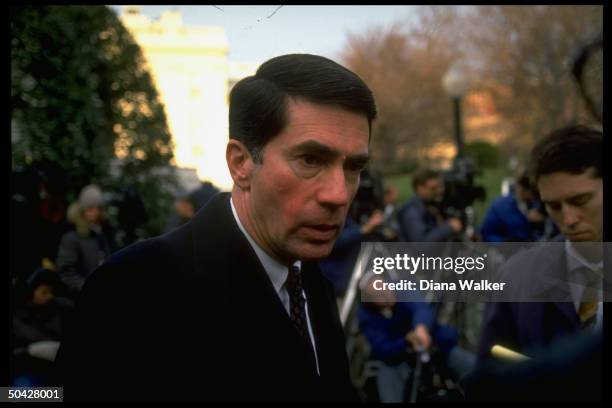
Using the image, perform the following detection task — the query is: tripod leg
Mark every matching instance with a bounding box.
[409,357,422,403]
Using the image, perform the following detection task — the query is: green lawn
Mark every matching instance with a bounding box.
[384,166,510,226]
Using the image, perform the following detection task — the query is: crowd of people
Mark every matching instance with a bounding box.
[10,53,604,403]
[10,179,218,386]
[319,124,603,402]
[11,124,602,401]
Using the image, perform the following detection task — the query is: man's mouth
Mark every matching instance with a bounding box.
[566,231,591,240]
[303,224,340,240]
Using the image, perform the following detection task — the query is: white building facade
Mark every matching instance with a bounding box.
[120,6,260,191]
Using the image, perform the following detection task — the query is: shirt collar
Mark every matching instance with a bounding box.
[565,239,603,274]
[565,239,603,311]
[230,197,300,294]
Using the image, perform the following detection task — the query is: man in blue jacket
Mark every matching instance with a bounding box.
[358,275,475,402]
[397,168,463,242]
[320,211,385,298]
[480,172,546,242]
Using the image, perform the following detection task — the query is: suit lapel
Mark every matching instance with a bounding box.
[533,242,580,328]
[189,192,293,324]
[189,193,321,371]
[552,301,580,328]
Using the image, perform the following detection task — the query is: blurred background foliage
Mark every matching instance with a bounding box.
[342,5,602,176]
[10,5,603,236]
[11,5,177,237]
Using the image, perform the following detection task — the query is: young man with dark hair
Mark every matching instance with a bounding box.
[472,124,603,401]
[528,125,603,243]
[397,168,463,242]
[56,54,376,402]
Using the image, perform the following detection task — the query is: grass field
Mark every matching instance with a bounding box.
[384,166,511,227]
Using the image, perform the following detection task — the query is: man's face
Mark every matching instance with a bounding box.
[175,199,195,219]
[83,206,102,225]
[384,187,399,205]
[515,184,534,202]
[417,177,444,204]
[248,99,370,263]
[538,169,603,242]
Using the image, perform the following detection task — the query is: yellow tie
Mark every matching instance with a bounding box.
[578,301,598,325]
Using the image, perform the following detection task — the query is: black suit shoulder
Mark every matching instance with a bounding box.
[55,192,359,402]
[103,221,189,269]
[54,224,195,399]
[492,241,566,298]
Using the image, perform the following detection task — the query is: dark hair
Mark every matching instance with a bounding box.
[229,54,377,163]
[516,170,532,190]
[528,125,603,183]
[412,168,442,191]
[13,267,59,306]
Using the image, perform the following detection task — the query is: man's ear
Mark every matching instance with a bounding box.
[226,139,254,189]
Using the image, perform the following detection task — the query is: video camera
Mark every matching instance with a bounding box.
[349,168,397,241]
[439,156,486,220]
[349,168,385,225]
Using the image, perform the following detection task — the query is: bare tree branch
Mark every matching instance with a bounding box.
[267,5,283,19]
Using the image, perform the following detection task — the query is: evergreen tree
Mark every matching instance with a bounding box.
[11,5,177,238]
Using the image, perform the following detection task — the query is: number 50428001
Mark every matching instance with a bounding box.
[3,387,62,402]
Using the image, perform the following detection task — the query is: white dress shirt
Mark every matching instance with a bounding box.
[230,198,320,374]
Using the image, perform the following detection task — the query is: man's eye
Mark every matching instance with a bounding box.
[570,196,590,206]
[546,203,561,212]
[300,155,323,167]
[345,163,365,173]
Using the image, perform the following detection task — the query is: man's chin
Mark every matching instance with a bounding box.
[295,240,335,261]
[566,232,596,242]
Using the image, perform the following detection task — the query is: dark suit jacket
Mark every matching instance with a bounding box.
[54,192,358,402]
[476,236,582,364]
[465,330,602,402]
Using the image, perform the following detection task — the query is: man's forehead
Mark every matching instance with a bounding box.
[271,99,369,159]
[424,177,442,186]
[285,98,369,127]
[538,171,601,200]
[287,138,369,158]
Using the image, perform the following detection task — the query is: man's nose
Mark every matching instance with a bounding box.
[318,166,350,208]
[561,205,580,228]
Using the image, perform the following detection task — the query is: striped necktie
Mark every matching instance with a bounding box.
[286,265,317,372]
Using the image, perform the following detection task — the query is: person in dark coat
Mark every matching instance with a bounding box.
[189,181,220,211]
[12,268,72,386]
[55,184,119,298]
[465,329,602,402]
[475,125,603,401]
[164,182,221,234]
[397,168,463,242]
[55,54,377,402]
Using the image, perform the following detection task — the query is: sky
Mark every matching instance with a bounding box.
[110,5,419,63]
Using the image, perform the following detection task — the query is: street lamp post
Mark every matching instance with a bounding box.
[442,68,468,159]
